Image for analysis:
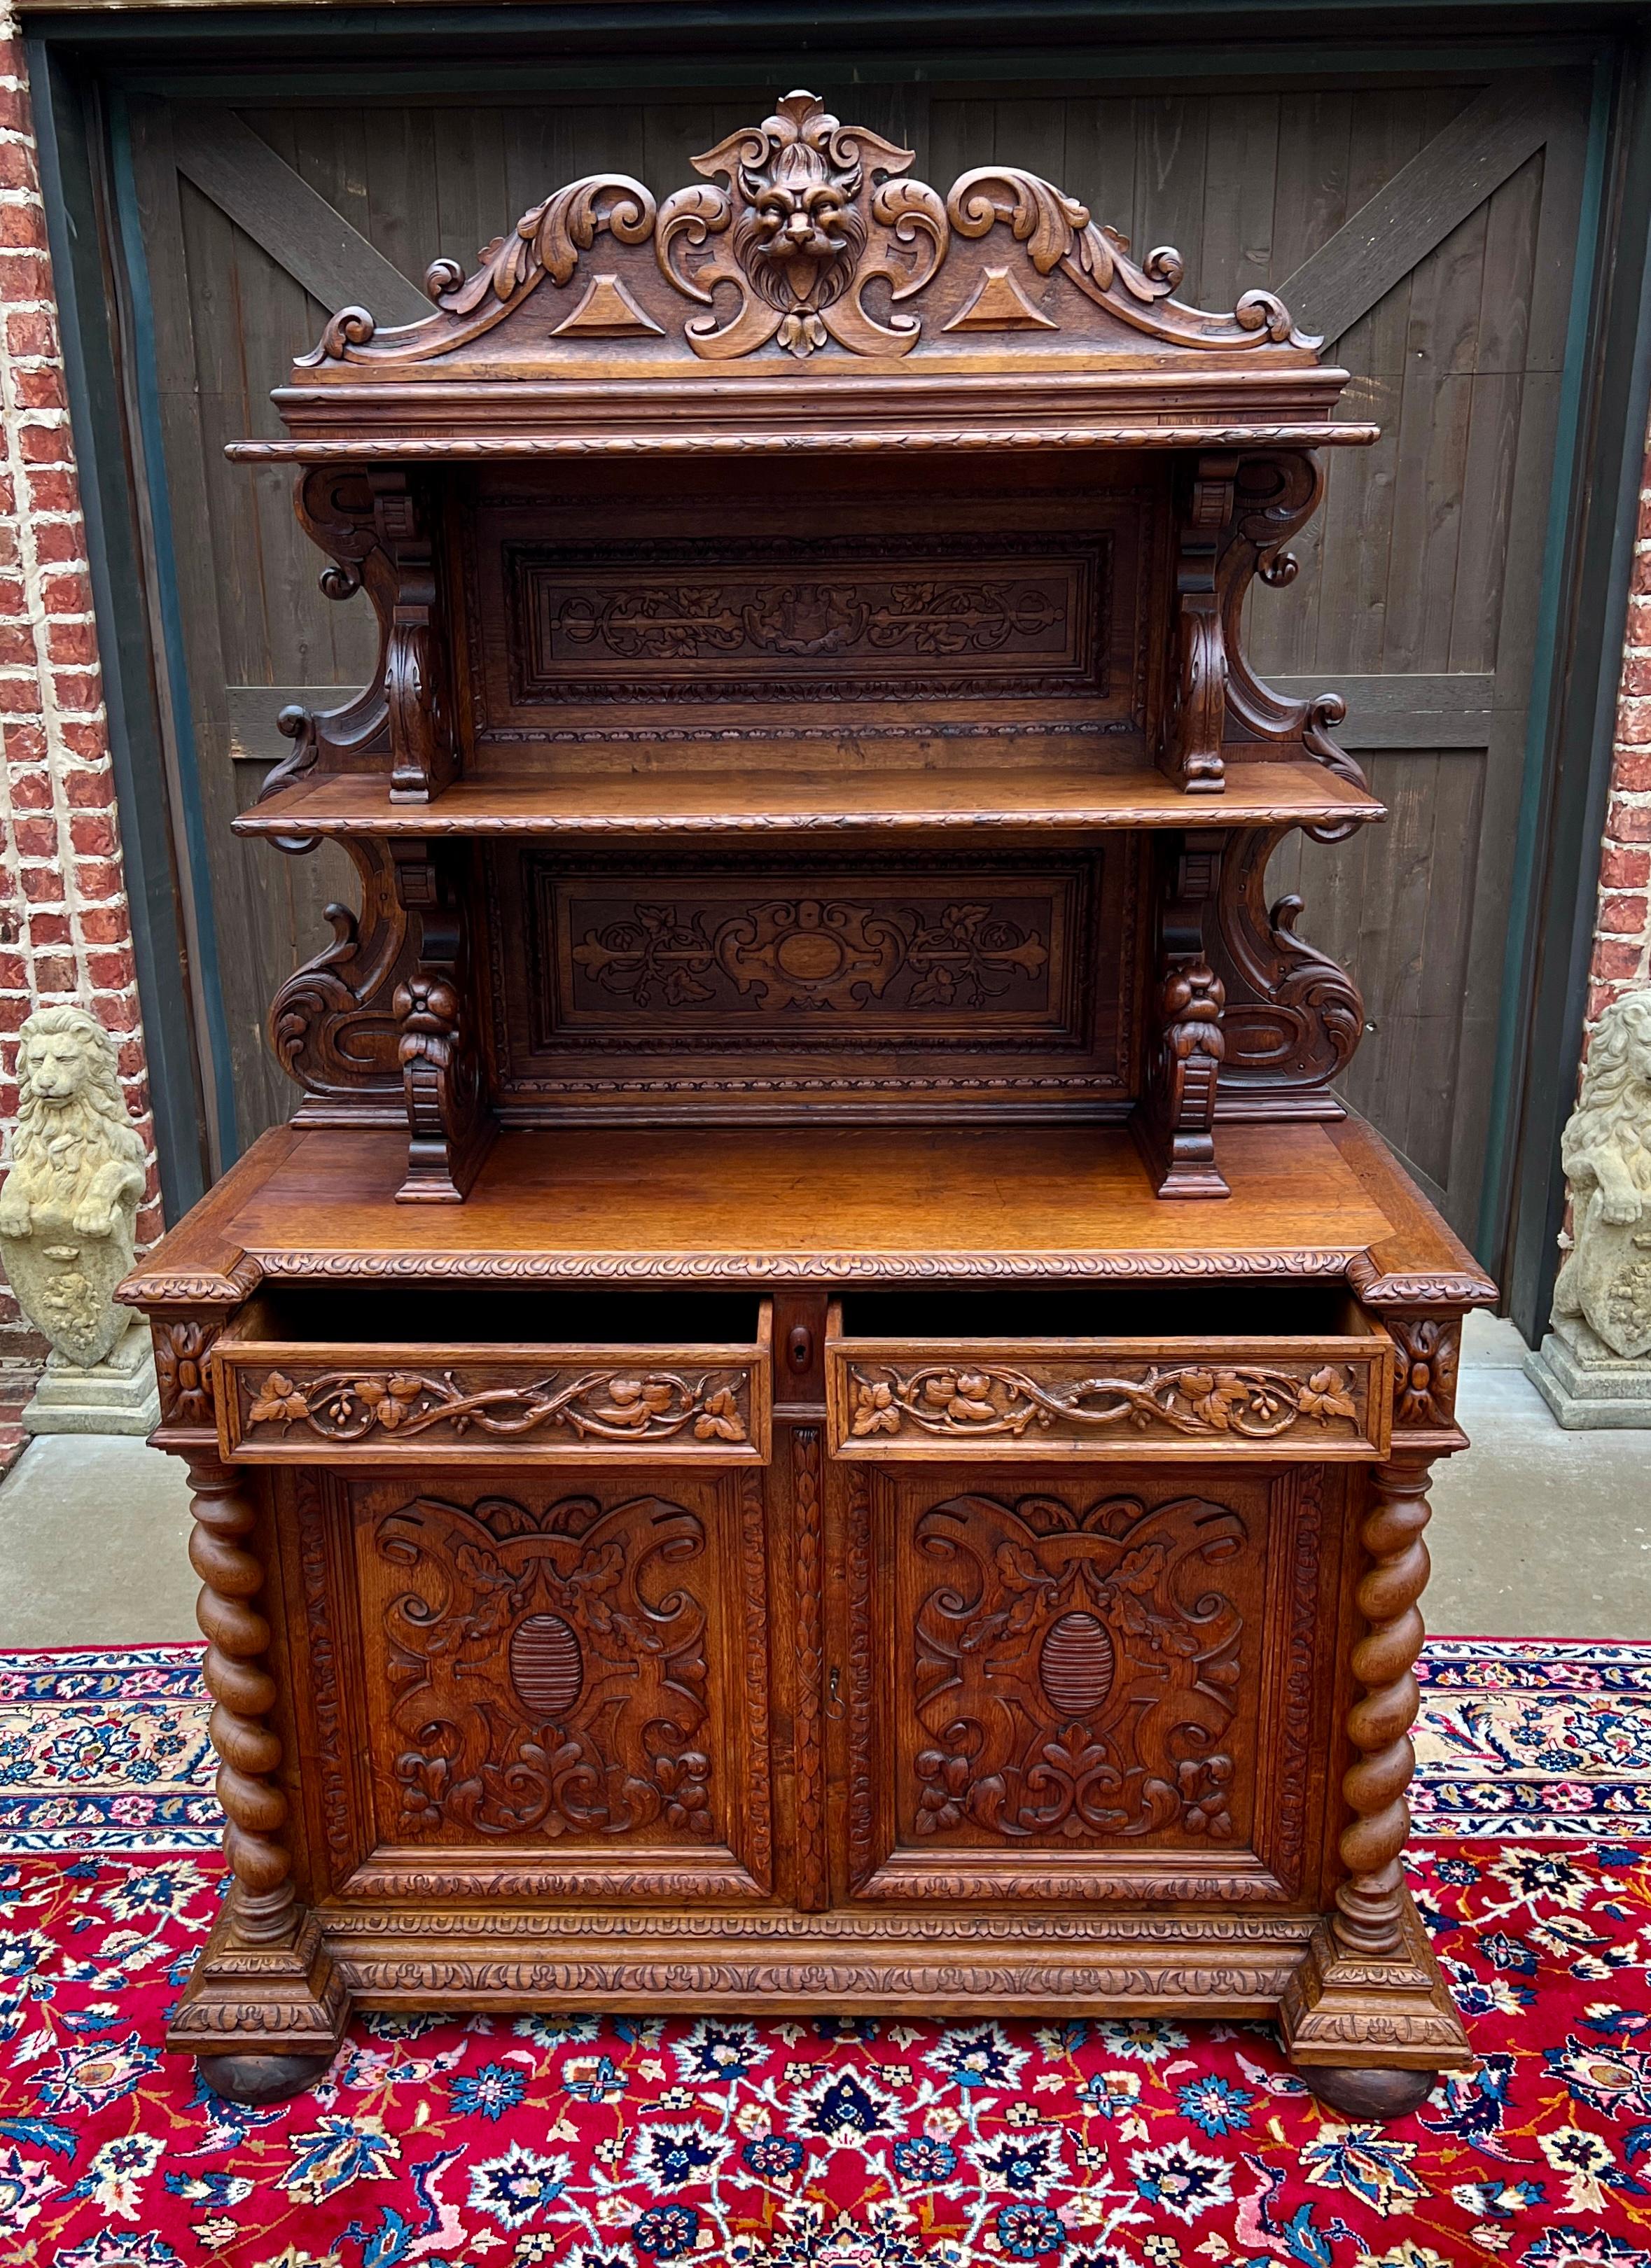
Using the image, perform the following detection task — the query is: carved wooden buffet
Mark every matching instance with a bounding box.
[123,93,1495,2118]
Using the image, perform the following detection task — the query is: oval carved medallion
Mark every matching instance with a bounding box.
[1038,1611,1115,1720]
[509,1613,585,1721]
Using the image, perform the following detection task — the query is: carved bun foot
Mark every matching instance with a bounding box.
[1301,2063,1438,2122]
[197,2050,333,2107]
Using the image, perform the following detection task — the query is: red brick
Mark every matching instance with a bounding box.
[0,141,37,195]
[1622,652,1651,698]
[1611,750,1651,792]
[0,526,19,570]
[31,521,82,566]
[7,770,47,811]
[1591,936,1643,981]
[0,88,31,136]
[45,617,96,666]
[24,466,78,514]
[68,811,118,858]
[19,422,72,467]
[8,816,53,860]
[0,200,46,252]
[78,904,130,945]
[50,668,101,712]
[0,676,41,713]
[14,366,65,413]
[1628,596,1651,645]
[2,720,43,762]
[0,996,25,1034]
[59,722,106,763]
[0,623,32,668]
[41,566,92,615]
[0,247,49,299]
[86,947,136,990]
[0,953,25,990]
[1596,891,1649,936]
[62,765,113,806]
[26,910,69,946]
[116,1037,146,1080]
[19,864,62,906]
[74,855,124,898]
[1606,799,1651,843]
[0,573,27,617]
[1617,697,1651,747]
[1600,845,1651,888]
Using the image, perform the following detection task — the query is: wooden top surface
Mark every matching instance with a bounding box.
[234,762,1385,840]
[123,1117,1495,1309]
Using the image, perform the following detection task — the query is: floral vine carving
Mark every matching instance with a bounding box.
[242,1366,748,1447]
[155,1318,217,1427]
[847,1360,1360,1444]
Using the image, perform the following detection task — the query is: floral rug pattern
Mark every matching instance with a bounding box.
[0,1639,1645,2267]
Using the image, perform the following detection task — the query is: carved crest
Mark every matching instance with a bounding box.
[295,88,1313,377]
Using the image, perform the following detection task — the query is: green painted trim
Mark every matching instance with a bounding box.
[1475,55,1615,1271]
[106,92,242,1168]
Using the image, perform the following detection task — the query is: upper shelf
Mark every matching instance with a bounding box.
[225,90,1378,463]
[234,761,1385,841]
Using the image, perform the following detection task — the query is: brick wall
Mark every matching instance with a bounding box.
[0,24,160,1468]
[1590,430,1651,1028]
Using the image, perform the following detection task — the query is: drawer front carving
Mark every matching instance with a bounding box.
[828,1333,1391,1461]
[290,1469,773,1901]
[216,1331,772,1466]
[836,1462,1332,1903]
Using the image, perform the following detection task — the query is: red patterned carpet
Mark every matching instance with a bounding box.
[0,1637,1647,2268]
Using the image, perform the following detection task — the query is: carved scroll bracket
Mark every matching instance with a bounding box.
[1218,454,1370,838]
[369,469,461,804]
[258,471,395,848]
[1133,832,1229,1199]
[269,839,412,1121]
[1157,453,1237,794]
[390,840,495,1201]
[1208,825,1363,1110]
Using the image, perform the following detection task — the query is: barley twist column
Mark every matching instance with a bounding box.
[1335,1454,1433,1958]
[187,1457,295,1947]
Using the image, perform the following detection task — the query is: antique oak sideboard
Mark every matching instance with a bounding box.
[122,93,1494,2119]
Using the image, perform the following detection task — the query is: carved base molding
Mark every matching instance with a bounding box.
[170,1894,1461,2089]
[167,1906,350,2063]
[1277,1894,1472,2073]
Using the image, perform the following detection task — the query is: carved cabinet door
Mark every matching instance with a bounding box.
[830,1462,1337,1907]
[284,1464,773,1903]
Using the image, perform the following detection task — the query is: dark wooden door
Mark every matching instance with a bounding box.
[120,74,1589,1238]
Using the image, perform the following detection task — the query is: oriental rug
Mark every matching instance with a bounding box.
[0,1637,1645,2268]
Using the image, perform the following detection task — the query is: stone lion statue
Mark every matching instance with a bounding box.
[0,1005,148,1370]
[1552,988,1651,1359]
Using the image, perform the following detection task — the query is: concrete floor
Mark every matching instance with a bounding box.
[0,1310,1643,1644]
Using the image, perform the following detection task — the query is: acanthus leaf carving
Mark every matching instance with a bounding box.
[377,1491,717,1844]
[910,1491,1246,1845]
[290,90,1311,371]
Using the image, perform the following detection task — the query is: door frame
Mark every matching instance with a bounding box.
[25,3,1651,1338]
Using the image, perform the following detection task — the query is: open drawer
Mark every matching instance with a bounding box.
[211,1289,772,1466]
[826,1287,1393,1462]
